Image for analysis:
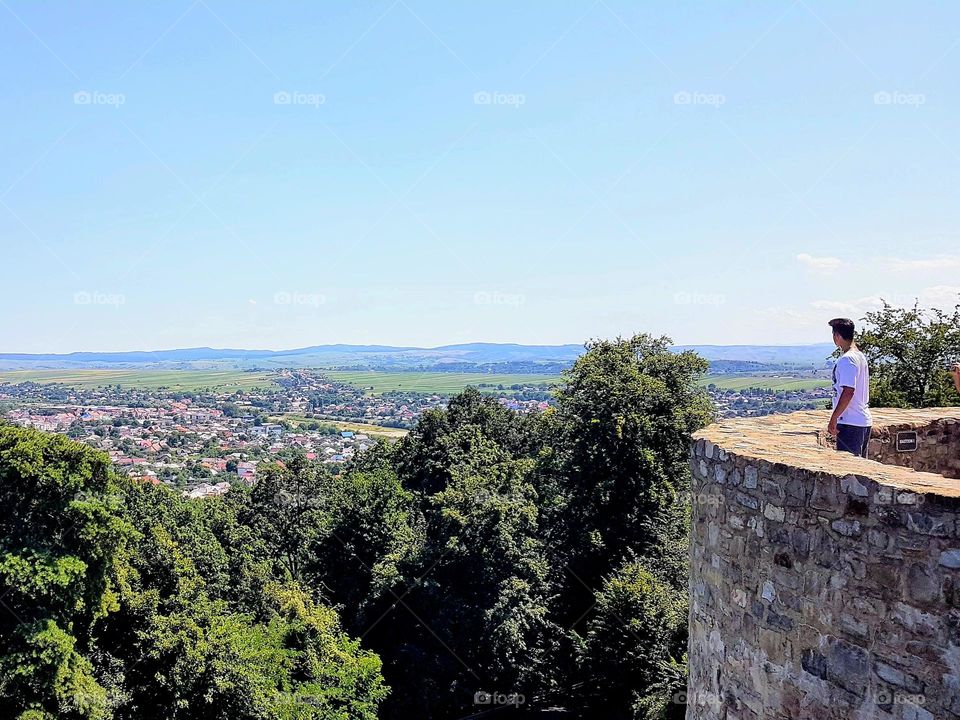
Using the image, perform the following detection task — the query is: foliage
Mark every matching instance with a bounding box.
[0,425,129,719]
[1,332,713,719]
[857,300,960,407]
[0,426,389,720]
[576,562,688,719]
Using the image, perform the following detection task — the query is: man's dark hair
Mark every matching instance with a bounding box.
[828,318,855,342]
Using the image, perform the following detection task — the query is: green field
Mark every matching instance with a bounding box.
[0,369,278,391]
[322,370,560,395]
[700,375,830,391]
[270,414,408,438]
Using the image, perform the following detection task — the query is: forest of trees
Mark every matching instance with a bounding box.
[0,334,712,720]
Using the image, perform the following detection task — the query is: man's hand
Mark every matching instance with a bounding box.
[828,416,838,436]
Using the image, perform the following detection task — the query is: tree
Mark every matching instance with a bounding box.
[537,334,710,717]
[393,387,543,495]
[238,455,331,583]
[0,428,390,720]
[360,390,559,718]
[0,425,131,719]
[101,475,389,720]
[544,334,712,600]
[303,468,416,633]
[857,301,960,407]
[577,562,688,720]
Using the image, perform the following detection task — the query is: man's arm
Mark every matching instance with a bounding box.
[953,364,960,394]
[829,386,854,436]
[829,356,857,436]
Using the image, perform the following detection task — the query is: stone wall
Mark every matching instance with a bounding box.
[870,417,960,479]
[686,408,960,720]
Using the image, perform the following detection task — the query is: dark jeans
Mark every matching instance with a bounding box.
[837,423,871,458]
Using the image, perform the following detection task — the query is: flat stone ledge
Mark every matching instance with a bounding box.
[692,408,960,497]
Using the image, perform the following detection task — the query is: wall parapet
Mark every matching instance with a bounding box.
[686,408,960,720]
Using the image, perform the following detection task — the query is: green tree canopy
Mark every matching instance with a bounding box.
[857,300,960,407]
[0,425,130,719]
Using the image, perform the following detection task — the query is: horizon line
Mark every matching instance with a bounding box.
[0,339,837,356]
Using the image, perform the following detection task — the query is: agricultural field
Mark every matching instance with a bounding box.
[322,370,560,395]
[699,375,830,391]
[270,413,408,439]
[0,369,278,392]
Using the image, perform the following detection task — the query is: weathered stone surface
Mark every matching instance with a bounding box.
[763,504,785,522]
[906,563,938,604]
[686,408,960,720]
[840,474,869,497]
[940,549,960,569]
[831,518,861,537]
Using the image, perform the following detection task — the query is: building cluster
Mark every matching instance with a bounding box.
[1,369,557,500]
[2,368,823,500]
[706,384,832,418]
[3,397,375,498]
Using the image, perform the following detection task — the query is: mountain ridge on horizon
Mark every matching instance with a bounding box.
[0,341,837,371]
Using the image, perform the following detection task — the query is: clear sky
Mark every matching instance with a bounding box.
[2,1,958,352]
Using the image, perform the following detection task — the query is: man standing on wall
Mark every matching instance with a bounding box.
[828,318,873,457]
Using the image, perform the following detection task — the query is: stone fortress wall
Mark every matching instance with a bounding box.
[686,408,960,720]
[870,417,960,479]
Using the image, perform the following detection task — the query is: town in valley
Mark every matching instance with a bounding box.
[0,364,830,498]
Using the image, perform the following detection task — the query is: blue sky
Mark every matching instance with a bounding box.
[2,1,958,352]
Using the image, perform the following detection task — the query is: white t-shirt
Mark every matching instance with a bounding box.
[832,348,872,427]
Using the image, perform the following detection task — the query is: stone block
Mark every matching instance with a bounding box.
[839,613,869,641]
[906,563,938,604]
[810,475,840,511]
[784,475,808,507]
[831,518,862,537]
[940,549,960,569]
[764,504,785,522]
[873,661,923,694]
[907,512,953,537]
[840,474,869,497]
[825,639,869,697]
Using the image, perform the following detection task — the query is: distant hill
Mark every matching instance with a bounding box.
[0,342,836,371]
[0,343,585,371]
[672,343,836,367]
